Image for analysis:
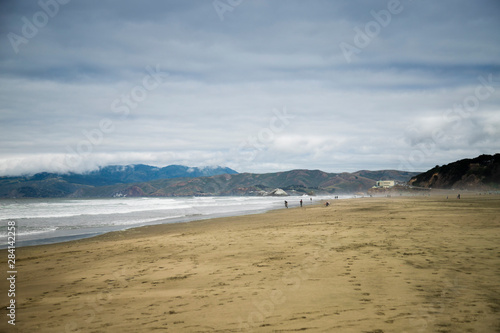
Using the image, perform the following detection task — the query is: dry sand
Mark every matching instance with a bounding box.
[1,193,500,332]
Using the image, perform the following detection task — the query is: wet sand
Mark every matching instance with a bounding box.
[1,193,500,332]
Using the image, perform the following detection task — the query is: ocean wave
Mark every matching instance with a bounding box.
[0,195,339,247]
[109,216,182,226]
[0,202,193,220]
[0,227,58,238]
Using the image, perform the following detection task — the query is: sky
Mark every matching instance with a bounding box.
[0,0,499,176]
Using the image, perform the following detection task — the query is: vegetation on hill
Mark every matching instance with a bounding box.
[81,169,377,197]
[0,164,421,198]
[0,165,236,198]
[410,154,500,190]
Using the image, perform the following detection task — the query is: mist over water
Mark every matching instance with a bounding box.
[1,195,346,248]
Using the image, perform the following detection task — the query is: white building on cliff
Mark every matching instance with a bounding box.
[375,180,395,188]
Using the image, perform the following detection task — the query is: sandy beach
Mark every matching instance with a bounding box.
[1,193,500,332]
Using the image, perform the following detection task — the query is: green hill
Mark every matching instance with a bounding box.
[0,164,236,198]
[409,154,500,190]
[0,166,420,198]
[77,169,418,198]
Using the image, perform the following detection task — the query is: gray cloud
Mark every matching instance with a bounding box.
[0,0,499,176]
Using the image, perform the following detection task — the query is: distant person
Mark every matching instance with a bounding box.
[300,199,303,207]
[284,200,288,208]
[325,201,330,207]
[457,194,461,199]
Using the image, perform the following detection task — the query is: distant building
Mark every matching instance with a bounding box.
[375,180,395,188]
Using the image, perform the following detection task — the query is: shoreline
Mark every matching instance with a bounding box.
[2,195,332,249]
[6,206,282,249]
[2,194,344,249]
[2,191,466,249]
[1,193,499,332]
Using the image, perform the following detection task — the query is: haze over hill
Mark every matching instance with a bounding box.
[0,165,237,198]
[2,153,499,198]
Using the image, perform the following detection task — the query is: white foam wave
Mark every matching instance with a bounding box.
[0,195,345,247]
[0,198,193,220]
[0,227,58,238]
[110,216,182,226]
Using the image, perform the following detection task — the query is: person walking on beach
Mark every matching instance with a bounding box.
[284,200,288,208]
[300,199,303,207]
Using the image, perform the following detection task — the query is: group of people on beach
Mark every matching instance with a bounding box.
[284,198,309,208]
[285,197,327,208]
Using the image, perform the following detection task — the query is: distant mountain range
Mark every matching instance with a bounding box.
[409,153,500,190]
[0,165,237,198]
[58,164,238,186]
[78,169,420,198]
[3,153,498,198]
[0,164,418,198]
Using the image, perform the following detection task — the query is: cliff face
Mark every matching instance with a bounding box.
[410,154,500,190]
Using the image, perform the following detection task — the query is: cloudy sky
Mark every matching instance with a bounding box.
[1,0,499,176]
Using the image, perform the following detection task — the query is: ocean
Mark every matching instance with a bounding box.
[0,195,340,248]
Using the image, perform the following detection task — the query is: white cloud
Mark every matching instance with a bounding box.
[0,0,499,176]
